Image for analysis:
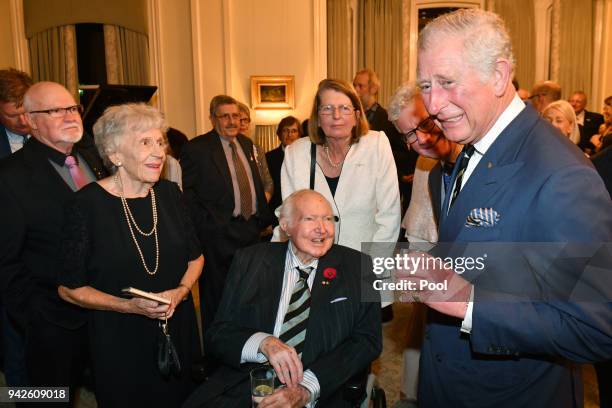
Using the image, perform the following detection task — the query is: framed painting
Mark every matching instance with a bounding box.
[250,75,295,109]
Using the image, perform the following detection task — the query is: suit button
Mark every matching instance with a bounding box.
[435,354,442,362]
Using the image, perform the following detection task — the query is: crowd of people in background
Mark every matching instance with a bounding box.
[0,7,611,408]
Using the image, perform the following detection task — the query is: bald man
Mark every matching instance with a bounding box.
[0,82,107,402]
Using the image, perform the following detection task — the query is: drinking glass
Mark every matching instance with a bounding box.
[250,367,275,407]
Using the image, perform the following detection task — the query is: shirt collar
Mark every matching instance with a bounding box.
[5,128,30,141]
[288,242,319,271]
[218,132,238,146]
[29,137,76,166]
[473,93,525,156]
[366,102,380,114]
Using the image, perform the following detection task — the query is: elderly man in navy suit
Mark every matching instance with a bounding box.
[400,8,612,408]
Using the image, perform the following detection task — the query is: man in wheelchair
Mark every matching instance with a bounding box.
[184,189,382,407]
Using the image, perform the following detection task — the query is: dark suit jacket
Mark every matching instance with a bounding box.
[578,110,605,151]
[180,130,272,244]
[183,242,382,408]
[0,136,107,330]
[265,145,284,220]
[420,105,612,408]
[592,145,612,198]
[0,125,13,159]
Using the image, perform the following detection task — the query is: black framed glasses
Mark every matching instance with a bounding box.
[29,104,83,118]
[401,116,438,144]
[239,118,251,125]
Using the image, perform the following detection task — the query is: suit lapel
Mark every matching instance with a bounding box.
[23,140,74,196]
[76,141,108,180]
[301,246,342,363]
[257,243,288,332]
[440,105,538,241]
[209,132,234,195]
[0,126,11,158]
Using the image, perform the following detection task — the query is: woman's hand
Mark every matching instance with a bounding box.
[125,297,169,320]
[155,286,190,319]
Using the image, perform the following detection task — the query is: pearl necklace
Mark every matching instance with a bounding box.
[114,173,160,275]
[323,144,350,168]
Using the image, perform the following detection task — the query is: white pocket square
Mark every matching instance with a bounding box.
[466,208,500,228]
[330,297,348,304]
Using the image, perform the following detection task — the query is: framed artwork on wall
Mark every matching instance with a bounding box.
[250,75,295,109]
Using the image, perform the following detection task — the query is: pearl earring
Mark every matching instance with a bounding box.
[116,162,122,167]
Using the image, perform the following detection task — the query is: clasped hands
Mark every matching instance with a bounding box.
[126,285,190,320]
[395,250,473,319]
[257,336,311,408]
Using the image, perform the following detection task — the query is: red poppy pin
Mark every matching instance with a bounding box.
[322,267,337,285]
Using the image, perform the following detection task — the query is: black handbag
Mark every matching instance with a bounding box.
[157,317,182,378]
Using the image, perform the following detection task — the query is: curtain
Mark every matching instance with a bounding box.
[327,0,354,83]
[493,0,536,91]
[104,25,150,85]
[357,0,403,107]
[556,0,593,98]
[29,25,78,97]
[255,125,279,153]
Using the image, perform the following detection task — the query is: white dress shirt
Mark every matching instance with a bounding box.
[456,94,525,333]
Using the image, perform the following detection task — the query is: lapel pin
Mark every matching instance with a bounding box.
[322,267,337,285]
[487,162,493,169]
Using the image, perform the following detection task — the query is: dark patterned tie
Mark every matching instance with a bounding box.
[279,267,313,357]
[229,141,253,219]
[449,144,475,208]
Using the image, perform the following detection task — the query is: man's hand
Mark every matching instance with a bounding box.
[258,385,310,408]
[396,251,472,319]
[259,336,303,387]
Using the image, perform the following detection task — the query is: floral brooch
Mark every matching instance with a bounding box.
[322,267,337,285]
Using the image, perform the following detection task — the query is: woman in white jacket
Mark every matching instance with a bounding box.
[272,79,400,251]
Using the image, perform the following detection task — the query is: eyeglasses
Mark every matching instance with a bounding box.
[239,118,251,125]
[401,116,438,144]
[29,104,83,118]
[215,113,241,122]
[319,104,356,116]
[281,128,299,135]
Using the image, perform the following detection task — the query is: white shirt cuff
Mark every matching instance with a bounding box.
[460,287,475,334]
[240,332,272,363]
[301,369,320,407]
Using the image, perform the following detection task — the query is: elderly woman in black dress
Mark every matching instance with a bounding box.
[58,103,204,407]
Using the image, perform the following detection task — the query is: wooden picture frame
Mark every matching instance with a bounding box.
[250,75,295,110]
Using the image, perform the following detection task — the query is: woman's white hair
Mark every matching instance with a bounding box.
[388,82,420,122]
[93,103,168,172]
[418,8,515,81]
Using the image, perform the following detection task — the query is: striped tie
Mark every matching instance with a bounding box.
[279,267,313,356]
[449,144,475,208]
